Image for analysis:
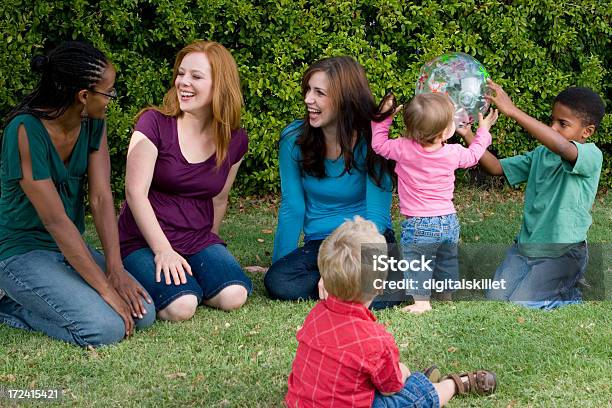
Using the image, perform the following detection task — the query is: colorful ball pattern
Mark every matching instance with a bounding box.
[415,52,490,127]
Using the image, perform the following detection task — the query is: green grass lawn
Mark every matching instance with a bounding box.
[1,185,610,407]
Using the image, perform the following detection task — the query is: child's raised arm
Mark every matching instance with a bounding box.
[486,79,579,164]
[370,94,403,161]
[456,124,504,176]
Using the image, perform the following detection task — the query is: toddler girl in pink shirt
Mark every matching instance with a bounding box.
[371,93,498,313]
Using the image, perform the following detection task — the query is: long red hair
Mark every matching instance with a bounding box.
[136,40,243,166]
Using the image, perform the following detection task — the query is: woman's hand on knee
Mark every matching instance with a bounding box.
[100,287,135,337]
[108,267,153,319]
[154,249,192,285]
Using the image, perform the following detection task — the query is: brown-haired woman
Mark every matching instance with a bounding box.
[118,40,251,321]
[265,56,400,308]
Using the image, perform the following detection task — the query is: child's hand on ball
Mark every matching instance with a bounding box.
[486,79,518,116]
[478,108,499,132]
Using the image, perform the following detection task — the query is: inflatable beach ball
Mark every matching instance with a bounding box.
[415,52,490,127]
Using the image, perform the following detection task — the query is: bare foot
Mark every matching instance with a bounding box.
[244,266,268,273]
[401,300,432,314]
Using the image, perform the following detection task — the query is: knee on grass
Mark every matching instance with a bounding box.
[158,295,199,321]
[78,313,126,347]
[264,271,313,301]
[205,285,248,311]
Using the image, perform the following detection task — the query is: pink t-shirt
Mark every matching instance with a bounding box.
[371,117,491,217]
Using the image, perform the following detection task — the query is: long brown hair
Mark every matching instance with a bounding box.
[136,40,242,166]
[297,56,392,187]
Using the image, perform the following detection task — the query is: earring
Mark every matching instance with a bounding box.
[81,104,88,119]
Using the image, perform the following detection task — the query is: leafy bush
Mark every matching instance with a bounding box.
[1,0,610,198]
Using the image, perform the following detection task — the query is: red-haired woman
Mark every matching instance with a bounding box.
[118,41,251,321]
[265,56,400,307]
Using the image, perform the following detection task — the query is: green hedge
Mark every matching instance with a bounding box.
[1,0,610,198]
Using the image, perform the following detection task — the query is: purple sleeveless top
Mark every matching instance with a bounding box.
[118,110,248,258]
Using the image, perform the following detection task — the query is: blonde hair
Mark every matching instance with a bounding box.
[402,93,454,145]
[318,216,387,303]
[136,40,243,167]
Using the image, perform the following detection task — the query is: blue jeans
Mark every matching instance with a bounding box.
[0,248,155,346]
[401,214,460,299]
[372,372,439,408]
[264,229,404,308]
[265,238,322,301]
[123,244,252,311]
[487,242,587,310]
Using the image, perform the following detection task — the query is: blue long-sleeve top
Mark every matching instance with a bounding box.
[272,120,393,262]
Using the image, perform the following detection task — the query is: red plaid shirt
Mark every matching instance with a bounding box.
[285,296,404,408]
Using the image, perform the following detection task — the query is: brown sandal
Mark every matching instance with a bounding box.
[442,370,497,396]
[423,365,442,383]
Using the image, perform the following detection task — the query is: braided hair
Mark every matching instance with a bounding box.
[4,41,108,124]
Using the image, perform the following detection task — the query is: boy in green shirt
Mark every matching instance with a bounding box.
[460,81,605,309]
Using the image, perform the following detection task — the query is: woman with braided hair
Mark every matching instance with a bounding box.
[0,41,155,346]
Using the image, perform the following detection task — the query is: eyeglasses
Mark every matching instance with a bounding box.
[89,88,117,99]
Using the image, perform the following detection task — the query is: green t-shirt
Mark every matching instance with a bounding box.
[500,142,602,257]
[0,114,104,261]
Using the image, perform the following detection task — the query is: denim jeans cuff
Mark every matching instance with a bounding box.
[203,280,252,301]
[407,291,432,300]
[0,315,31,331]
[156,290,202,311]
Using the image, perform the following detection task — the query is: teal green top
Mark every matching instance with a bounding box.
[0,114,105,261]
[272,120,392,262]
[500,142,602,257]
